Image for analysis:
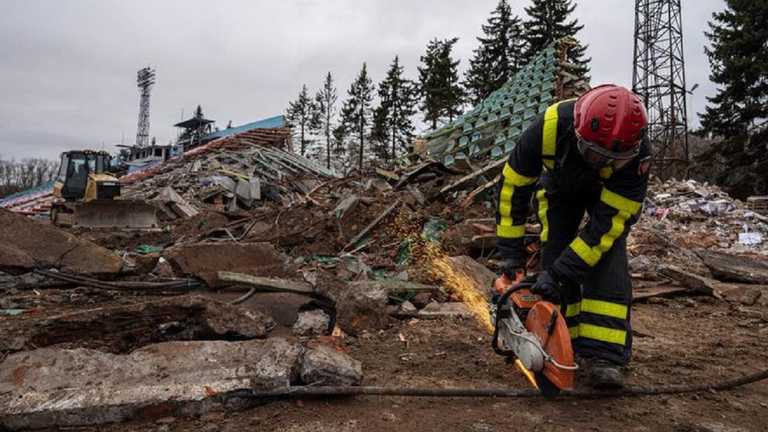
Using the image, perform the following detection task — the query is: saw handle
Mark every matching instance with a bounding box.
[491,281,534,357]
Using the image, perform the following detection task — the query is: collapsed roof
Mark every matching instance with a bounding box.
[423,38,590,167]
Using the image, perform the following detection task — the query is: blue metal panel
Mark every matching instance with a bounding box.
[204,115,286,140]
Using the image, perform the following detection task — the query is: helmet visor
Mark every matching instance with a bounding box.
[577,137,640,169]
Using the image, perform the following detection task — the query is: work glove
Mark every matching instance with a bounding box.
[530,270,562,302]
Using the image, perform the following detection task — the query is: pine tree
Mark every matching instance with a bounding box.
[418,38,465,129]
[370,105,390,161]
[340,63,375,171]
[464,0,527,104]
[523,0,589,77]
[372,56,419,163]
[700,0,768,137]
[314,72,338,169]
[285,84,320,156]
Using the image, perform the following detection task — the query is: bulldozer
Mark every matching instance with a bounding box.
[51,150,158,229]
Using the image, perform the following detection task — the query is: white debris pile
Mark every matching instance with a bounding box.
[628,177,768,285]
[640,177,768,252]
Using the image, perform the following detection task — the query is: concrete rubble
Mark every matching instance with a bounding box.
[299,344,363,386]
[166,242,289,285]
[1,139,767,428]
[3,295,276,354]
[293,308,332,336]
[0,208,122,275]
[0,338,360,430]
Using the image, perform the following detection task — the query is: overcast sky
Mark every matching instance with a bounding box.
[0,0,725,160]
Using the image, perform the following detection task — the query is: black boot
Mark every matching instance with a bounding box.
[588,358,625,390]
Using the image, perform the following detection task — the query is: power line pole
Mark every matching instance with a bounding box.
[136,67,156,148]
[632,0,689,179]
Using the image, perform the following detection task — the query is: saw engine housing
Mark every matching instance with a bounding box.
[491,279,576,395]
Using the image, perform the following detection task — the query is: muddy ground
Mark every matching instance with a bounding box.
[4,289,766,432]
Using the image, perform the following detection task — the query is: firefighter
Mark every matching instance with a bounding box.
[495,84,651,389]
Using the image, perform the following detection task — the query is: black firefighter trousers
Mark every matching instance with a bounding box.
[535,186,633,366]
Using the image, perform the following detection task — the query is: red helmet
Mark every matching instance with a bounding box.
[573,85,647,168]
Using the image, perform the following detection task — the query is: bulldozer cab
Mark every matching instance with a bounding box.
[57,151,111,200]
[52,150,159,229]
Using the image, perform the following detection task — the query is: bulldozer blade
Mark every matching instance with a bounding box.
[72,200,159,229]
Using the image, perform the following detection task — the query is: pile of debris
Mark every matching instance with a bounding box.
[637,177,768,254]
[0,180,55,217]
[626,178,768,301]
[119,129,336,221]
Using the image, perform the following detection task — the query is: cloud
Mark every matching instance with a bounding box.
[0,0,725,159]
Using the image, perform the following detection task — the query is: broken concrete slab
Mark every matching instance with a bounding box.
[156,186,199,219]
[166,242,288,285]
[696,250,768,284]
[410,292,433,309]
[388,300,421,319]
[300,344,363,386]
[5,295,275,354]
[0,338,301,430]
[235,178,261,207]
[0,208,122,275]
[658,265,724,298]
[719,284,766,306]
[398,300,417,314]
[333,194,360,220]
[293,309,331,336]
[332,280,391,334]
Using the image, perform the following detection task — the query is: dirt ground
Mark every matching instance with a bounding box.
[8,291,758,432]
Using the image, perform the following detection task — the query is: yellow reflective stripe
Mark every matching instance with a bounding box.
[496,224,526,238]
[499,202,512,218]
[569,326,579,339]
[598,211,629,251]
[599,166,614,179]
[581,299,628,320]
[569,212,627,267]
[502,163,537,187]
[542,103,560,170]
[600,188,642,215]
[566,302,581,318]
[536,189,549,242]
[578,324,627,346]
[569,188,640,267]
[570,237,602,266]
[497,163,536,238]
[500,185,514,204]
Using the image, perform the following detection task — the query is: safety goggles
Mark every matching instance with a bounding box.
[576,136,640,170]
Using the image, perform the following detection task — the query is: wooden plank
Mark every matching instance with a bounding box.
[216,271,316,295]
[375,167,400,182]
[633,285,690,301]
[461,174,501,207]
[439,158,506,195]
[342,200,401,251]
